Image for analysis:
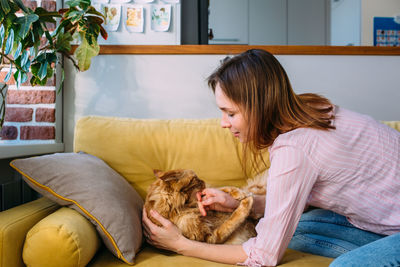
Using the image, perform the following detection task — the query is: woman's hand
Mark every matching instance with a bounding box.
[142,208,188,252]
[196,188,239,216]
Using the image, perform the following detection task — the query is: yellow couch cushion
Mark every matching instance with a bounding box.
[23,207,101,267]
[74,117,270,199]
[382,121,400,132]
[87,244,333,267]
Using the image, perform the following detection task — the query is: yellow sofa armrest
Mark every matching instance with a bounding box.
[0,198,59,267]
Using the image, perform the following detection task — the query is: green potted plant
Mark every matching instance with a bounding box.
[0,0,107,130]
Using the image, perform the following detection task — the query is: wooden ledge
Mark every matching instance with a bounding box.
[78,45,400,55]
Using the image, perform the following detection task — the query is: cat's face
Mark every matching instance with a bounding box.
[149,169,206,208]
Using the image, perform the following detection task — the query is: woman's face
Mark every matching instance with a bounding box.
[215,84,248,143]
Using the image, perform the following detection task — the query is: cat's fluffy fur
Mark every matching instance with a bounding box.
[144,169,266,245]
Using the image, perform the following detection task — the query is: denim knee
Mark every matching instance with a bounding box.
[329,232,400,267]
[289,233,357,258]
[329,254,400,267]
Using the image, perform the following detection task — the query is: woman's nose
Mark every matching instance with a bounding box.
[221,114,231,128]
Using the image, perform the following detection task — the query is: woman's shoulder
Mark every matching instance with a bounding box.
[272,127,322,151]
[277,124,327,140]
[333,106,398,137]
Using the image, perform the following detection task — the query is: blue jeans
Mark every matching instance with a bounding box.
[288,209,400,267]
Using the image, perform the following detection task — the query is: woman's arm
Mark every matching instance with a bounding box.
[142,209,248,265]
[179,239,247,265]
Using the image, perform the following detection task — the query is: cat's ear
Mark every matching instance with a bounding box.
[153,169,164,178]
[158,170,181,182]
[153,169,176,181]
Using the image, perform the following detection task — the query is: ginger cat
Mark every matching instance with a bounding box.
[144,169,266,245]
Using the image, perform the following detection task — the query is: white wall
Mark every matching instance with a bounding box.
[361,0,400,45]
[64,54,400,152]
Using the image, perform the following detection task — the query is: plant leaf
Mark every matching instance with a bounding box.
[58,8,69,14]
[30,74,48,86]
[14,42,22,59]
[55,32,73,52]
[16,14,39,38]
[8,1,20,13]
[14,70,21,89]
[87,15,104,25]
[74,34,99,71]
[29,45,35,57]
[35,7,60,23]
[99,25,108,40]
[21,50,29,66]
[54,19,71,36]
[22,59,31,72]
[29,76,37,86]
[4,64,13,82]
[45,64,54,78]
[4,28,14,55]
[86,6,106,20]
[14,53,22,66]
[0,24,4,47]
[31,40,39,58]
[45,30,53,46]
[21,72,28,84]
[30,62,40,76]
[38,61,48,80]
[66,10,83,19]
[66,0,90,9]
[46,53,57,64]
[35,52,48,63]
[13,0,29,13]
[0,0,11,13]
[32,20,44,42]
[65,0,81,7]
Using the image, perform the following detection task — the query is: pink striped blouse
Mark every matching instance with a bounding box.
[240,106,400,267]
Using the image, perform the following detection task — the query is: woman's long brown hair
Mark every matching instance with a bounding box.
[208,49,335,174]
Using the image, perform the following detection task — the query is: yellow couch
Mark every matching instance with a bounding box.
[2,116,399,267]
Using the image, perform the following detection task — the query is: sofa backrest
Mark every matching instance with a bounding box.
[74,116,269,199]
[383,121,400,132]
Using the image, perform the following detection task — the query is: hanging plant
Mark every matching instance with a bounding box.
[0,0,107,130]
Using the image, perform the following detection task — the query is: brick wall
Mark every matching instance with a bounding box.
[0,0,58,143]
[0,78,57,142]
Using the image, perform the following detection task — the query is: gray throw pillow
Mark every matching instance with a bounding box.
[11,152,144,265]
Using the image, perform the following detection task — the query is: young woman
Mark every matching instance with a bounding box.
[142,49,400,266]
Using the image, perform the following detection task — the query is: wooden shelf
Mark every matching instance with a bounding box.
[79,45,400,55]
